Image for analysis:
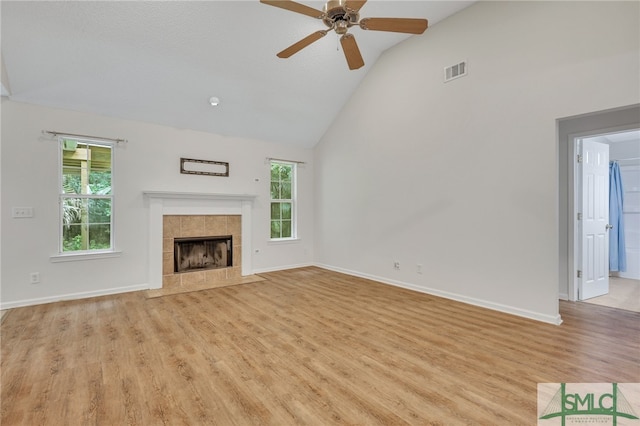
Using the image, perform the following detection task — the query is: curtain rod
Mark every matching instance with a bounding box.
[266,157,306,165]
[613,157,640,161]
[42,130,128,144]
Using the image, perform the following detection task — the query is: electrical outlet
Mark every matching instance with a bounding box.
[417,264,423,274]
[29,272,40,284]
[393,261,400,270]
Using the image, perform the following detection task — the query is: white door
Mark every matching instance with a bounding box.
[579,139,610,300]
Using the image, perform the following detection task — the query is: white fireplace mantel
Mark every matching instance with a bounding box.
[143,191,257,289]
[143,191,257,202]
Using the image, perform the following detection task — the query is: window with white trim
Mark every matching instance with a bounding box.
[270,161,296,239]
[59,137,114,253]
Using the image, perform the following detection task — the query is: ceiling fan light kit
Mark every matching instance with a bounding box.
[261,0,428,70]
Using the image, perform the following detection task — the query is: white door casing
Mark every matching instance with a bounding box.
[579,139,610,300]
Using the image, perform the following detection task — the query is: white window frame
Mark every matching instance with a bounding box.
[56,136,116,256]
[269,160,297,241]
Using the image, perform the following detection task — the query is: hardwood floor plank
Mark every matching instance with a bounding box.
[2,267,639,425]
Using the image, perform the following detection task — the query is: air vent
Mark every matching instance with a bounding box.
[444,61,467,82]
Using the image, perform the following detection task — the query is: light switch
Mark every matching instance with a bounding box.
[12,207,34,218]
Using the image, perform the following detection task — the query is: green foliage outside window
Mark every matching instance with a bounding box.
[60,140,113,252]
[270,162,294,239]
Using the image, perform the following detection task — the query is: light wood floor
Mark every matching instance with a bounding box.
[2,267,639,425]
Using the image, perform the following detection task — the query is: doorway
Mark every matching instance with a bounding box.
[572,129,640,309]
[557,104,640,307]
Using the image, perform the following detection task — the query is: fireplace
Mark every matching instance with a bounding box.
[143,191,256,290]
[174,235,232,273]
[160,213,243,289]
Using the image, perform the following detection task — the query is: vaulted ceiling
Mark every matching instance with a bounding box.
[1,1,474,148]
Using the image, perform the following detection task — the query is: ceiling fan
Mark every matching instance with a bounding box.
[260,0,428,70]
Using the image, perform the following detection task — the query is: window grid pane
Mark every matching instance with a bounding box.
[281,220,292,238]
[281,203,291,220]
[271,220,281,239]
[270,182,280,199]
[271,203,281,220]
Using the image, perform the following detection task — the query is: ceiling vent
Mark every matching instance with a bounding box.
[444,61,467,83]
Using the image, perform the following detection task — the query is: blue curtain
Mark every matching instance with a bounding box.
[609,161,626,272]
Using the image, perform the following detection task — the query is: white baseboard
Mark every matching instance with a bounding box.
[315,263,563,325]
[1,264,565,326]
[252,262,314,275]
[0,263,315,310]
[0,283,149,310]
[559,292,569,301]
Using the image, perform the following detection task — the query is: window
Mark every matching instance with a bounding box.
[59,138,113,253]
[270,161,296,239]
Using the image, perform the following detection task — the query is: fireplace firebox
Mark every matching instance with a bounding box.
[174,235,232,273]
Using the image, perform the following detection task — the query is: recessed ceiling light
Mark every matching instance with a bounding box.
[209,96,220,106]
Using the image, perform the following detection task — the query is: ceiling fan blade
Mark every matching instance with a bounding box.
[359,17,428,34]
[277,30,328,58]
[345,0,367,12]
[260,0,324,19]
[340,34,364,70]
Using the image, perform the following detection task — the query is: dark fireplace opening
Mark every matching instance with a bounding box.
[174,235,232,273]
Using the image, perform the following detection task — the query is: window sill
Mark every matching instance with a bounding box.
[268,238,301,245]
[50,250,123,263]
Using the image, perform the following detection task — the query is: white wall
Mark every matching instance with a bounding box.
[1,100,314,308]
[314,1,640,323]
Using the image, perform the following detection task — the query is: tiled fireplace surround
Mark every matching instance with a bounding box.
[163,215,241,288]
[144,192,255,289]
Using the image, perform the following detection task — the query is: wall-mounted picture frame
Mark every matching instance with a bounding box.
[180,158,229,177]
